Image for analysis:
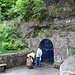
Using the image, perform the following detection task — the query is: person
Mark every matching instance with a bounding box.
[26,56,33,69]
[27,52,35,64]
[35,47,42,67]
[27,52,35,59]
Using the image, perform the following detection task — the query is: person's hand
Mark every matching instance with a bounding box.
[40,58,41,61]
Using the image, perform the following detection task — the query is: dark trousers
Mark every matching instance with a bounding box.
[35,57,41,67]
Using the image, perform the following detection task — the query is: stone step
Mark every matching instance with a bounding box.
[41,62,54,68]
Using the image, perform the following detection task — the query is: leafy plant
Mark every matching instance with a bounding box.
[0,21,28,51]
[0,0,16,20]
[0,0,48,21]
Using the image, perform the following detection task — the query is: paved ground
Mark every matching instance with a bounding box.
[0,63,59,75]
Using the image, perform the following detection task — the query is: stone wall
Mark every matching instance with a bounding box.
[26,31,75,63]
[0,52,28,68]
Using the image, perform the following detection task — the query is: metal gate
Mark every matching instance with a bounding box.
[39,39,54,64]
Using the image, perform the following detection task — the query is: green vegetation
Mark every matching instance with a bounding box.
[0,48,34,54]
[0,21,29,54]
[69,30,75,32]
[0,0,47,21]
[71,47,75,56]
[0,0,75,22]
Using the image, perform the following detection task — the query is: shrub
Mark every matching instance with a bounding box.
[0,0,48,21]
[0,21,28,51]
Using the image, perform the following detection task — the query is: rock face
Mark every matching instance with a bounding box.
[59,56,75,75]
[26,31,75,63]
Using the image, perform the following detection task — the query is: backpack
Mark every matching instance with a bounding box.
[26,57,33,66]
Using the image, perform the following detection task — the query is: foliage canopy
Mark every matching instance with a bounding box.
[0,0,47,21]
